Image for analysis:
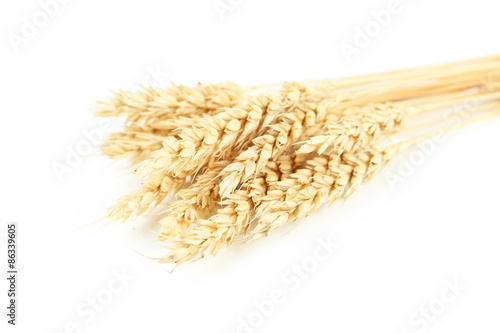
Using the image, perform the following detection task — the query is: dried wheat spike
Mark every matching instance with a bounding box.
[158,161,229,239]
[158,153,296,263]
[94,82,243,123]
[159,188,254,264]
[106,171,187,222]
[296,102,407,156]
[101,130,165,163]
[250,148,389,239]
[138,85,299,178]
[101,114,219,162]
[217,88,337,199]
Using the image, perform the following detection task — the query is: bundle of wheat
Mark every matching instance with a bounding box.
[95,54,500,266]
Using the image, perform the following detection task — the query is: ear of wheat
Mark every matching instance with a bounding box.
[94,55,500,266]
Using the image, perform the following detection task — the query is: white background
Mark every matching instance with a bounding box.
[1,0,500,332]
